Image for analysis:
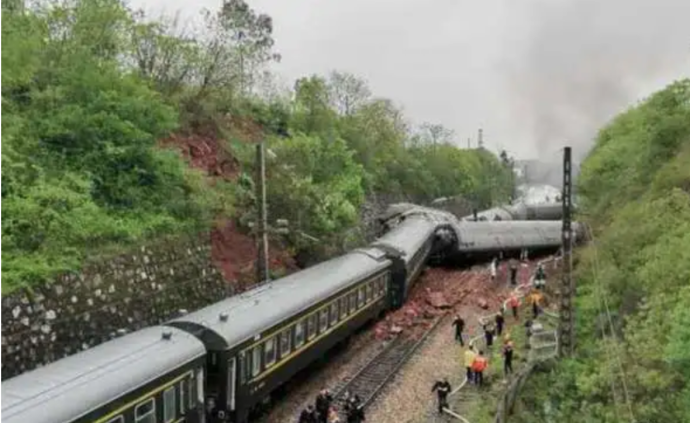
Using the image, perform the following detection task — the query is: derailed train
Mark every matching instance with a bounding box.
[2,212,582,423]
[460,201,565,222]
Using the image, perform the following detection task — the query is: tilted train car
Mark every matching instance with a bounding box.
[451,220,583,262]
[1,326,207,423]
[461,202,565,222]
[166,250,395,423]
[370,214,438,305]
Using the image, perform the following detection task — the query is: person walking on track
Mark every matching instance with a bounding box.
[452,315,465,346]
[431,378,452,414]
[509,260,519,286]
[495,310,505,336]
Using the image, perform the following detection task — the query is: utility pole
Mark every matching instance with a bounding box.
[467,137,471,149]
[559,146,575,357]
[255,142,269,284]
[478,128,484,149]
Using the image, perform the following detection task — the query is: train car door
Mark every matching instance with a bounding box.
[226,358,236,413]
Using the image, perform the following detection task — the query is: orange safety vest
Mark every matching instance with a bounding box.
[472,356,488,372]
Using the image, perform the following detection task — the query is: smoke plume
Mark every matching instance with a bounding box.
[506,0,690,164]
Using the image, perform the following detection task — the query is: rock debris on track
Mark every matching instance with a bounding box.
[367,260,540,423]
[261,260,538,423]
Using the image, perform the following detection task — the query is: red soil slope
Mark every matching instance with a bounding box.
[160,121,296,286]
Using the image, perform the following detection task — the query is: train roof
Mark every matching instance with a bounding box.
[168,251,391,350]
[1,326,206,423]
[371,215,437,261]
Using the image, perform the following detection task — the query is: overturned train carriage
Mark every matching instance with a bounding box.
[461,202,565,222]
[166,250,395,423]
[1,326,207,423]
[449,220,584,263]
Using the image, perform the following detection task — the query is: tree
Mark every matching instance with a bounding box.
[418,122,455,146]
[292,75,335,134]
[192,0,278,99]
[327,71,371,116]
[129,11,199,96]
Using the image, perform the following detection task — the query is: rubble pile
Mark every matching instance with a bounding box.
[374,260,542,340]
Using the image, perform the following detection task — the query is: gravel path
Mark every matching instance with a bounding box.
[365,260,541,423]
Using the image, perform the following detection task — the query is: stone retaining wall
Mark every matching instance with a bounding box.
[1,234,230,380]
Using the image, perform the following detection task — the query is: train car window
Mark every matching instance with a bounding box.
[307,314,317,340]
[134,398,156,423]
[340,297,348,318]
[319,308,329,332]
[106,417,124,423]
[241,354,250,383]
[265,337,276,367]
[189,372,195,409]
[358,287,365,307]
[366,283,373,301]
[196,368,205,405]
[329,302,338,326]
[349,292,357,312]
[252,346,262,377]
[227,358,236,411]
[179,380,186,414]
[280,329,292,356]
[163,387,176,423]
[295,320,305,348]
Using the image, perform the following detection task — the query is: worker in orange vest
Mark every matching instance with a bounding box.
[507,295,520,320]
[528,290,543,319]
[464,344,477,384]
[472,351,489,387]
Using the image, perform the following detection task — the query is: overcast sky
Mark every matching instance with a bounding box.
[130,0,689,163]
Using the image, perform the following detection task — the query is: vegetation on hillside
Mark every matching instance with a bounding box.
[513,79,690,422]
[1,0,516,292]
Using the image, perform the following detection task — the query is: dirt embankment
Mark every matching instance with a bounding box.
[160,117,297,286]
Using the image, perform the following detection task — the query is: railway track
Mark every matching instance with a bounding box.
[331,315,447,418]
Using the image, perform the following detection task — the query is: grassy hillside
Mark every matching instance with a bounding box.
[513,79,690,422]
[1,0,516,293]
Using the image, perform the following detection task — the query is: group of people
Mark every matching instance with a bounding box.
[298,388,365,423]
[433,261,551,413]
[489,255,522,287]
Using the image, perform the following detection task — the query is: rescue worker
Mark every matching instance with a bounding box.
[528,290,543,319]
[315,388,333,423]
[452,315,465,346]
[464,344,477,384]
[299,405,318,423]
[431,377,452,414]
[535,264,546,289]
[495,310,505,337]
[483,322,496,348]
[490,258,497,282]
[472,351,489,387]
[346,395,365,423]
[503,337,514,375]
[509,260,519,286]
[508,294,520,320]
